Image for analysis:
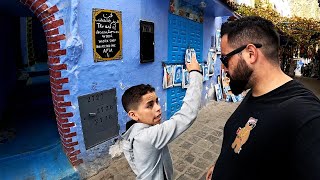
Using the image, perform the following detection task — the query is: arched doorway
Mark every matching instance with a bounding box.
[0,0,81,178]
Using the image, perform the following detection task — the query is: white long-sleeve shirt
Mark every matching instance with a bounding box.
[122,71,203,180]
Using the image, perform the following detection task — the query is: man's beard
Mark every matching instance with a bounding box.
[228,57,253,95]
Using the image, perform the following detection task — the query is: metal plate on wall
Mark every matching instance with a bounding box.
[78,88,119,150]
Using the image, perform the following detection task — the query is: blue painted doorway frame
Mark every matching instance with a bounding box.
[167,13,203,118]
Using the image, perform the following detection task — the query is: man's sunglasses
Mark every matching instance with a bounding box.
[220,44,262,68]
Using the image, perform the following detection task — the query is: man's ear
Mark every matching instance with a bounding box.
[128,110,139,121]
[247,45,258,64]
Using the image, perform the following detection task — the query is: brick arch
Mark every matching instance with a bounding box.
[20,0,83,166]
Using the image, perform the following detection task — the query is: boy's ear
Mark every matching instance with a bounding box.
[128,110,139,121]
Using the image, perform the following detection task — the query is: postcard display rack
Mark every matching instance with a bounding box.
[162,48,216,89]
[162,47,243,103]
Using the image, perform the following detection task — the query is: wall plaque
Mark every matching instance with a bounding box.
[92,9,122,62]
[78,88,119,149]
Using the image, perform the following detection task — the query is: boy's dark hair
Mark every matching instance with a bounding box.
[122,84,155,113]
[221,16,280,64]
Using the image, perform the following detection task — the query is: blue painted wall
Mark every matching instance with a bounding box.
[166,14,203,118]
[75,0,168,128]
[56,0,170,159]
[49,0,231,168]
[0,0,232,178]
[201,16,229,104]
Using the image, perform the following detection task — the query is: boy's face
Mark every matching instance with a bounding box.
[128,91,162,125]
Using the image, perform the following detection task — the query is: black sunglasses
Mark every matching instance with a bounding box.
[220,44,262,68]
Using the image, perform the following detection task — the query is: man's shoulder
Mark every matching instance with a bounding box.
[277,82,320,127]
[280,80,319,106]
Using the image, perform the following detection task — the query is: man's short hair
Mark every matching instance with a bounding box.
[221,16,280,63]
[122,84,155,113]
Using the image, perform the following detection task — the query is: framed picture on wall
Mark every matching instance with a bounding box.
[203,65,209,81]
[215,83,223,101]
[216,29,221,52]
[173,65,183,86]
[211,35,215,49]
[182,69,190,89]
[163,65,174,89]
[207,48,216,77]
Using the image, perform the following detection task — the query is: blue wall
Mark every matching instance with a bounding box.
[52,0,231,163]
[57,0,170,156]
[201,16,226,104]
[0,0,232,177]
[75,0,168,130]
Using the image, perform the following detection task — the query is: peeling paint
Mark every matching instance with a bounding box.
[119,82,127,90]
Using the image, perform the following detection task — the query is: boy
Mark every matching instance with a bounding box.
[121,55,202,180]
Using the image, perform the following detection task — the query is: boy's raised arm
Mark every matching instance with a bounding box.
[143,54,203,149]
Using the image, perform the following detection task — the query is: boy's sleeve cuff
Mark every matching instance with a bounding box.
[189,70,202,75]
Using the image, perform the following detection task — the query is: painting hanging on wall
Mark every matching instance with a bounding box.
[169,0,204,23]
[207,48,216,77]
[216,29,221,52]
[182,69,190,89]
[163,65,174,89]
[203,65,209,81]
[215,83,223,101]
[221,69,232,101]
[211,35,215,50]
[173,65,183,86]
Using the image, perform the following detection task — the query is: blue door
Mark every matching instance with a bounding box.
[167,13,203,118]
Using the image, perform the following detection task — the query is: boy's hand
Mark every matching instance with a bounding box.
[185,53,200,72]
[206,164,215,180]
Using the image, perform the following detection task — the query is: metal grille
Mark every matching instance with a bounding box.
[167,14,203,118]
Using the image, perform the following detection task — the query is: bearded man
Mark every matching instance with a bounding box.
[206,16,320,180]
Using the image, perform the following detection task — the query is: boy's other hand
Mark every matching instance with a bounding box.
[206,164,215,180]
[186,53,200,72]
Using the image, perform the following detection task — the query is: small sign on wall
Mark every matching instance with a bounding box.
[92,9,122,62]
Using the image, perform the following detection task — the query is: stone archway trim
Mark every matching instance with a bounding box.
[20,0,83,166]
